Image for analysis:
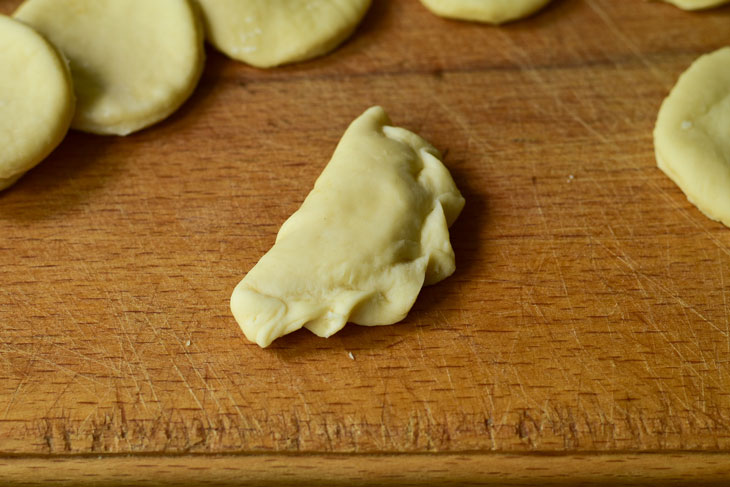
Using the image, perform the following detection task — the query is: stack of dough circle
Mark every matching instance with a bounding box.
[662,0,730,10]
[0,15,74,191]
[420,0,553,24]
[14,0,205,136]
[654,47,730,227]
[194,0,372,68]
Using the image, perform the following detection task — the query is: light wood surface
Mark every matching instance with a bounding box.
[2,0,730,482]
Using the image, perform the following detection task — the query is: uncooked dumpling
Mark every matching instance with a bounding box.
[0,15,74,191]
[14,0,204,136]
[420,0,552,24]
[195,0,371,68]
[654,47,730,227]
[662,0,729,10]
[231,107,465,347]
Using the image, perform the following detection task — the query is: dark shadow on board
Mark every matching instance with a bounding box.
[0,45,229,222]
[0,131,116,222]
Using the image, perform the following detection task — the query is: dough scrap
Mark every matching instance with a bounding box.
[662,0,730,10]
[194,0,371,68]
[654,47,730,227]
[0,14,74,190]
[231,107,465,347]
[14,0,204,136]
[420,0,552,24]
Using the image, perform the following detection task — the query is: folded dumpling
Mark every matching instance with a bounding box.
[231,107,465,347]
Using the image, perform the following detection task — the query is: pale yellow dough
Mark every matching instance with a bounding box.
[231,107,465,347]
[194,0,371,68]
[14,0,204,136]
[654,47,730,227]
[662,0,730,10]
[420,0,553,24]
[0,15,74,190]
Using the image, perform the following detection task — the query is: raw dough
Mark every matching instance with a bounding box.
[231,107,465,347]
[194,0,371,68]
[654,47,730,227]
[0,15,74,190]
[14,0,204,136]
[662,0,730,10]
[420,0,553,24]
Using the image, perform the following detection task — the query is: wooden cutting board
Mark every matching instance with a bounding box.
[2,0,730,484]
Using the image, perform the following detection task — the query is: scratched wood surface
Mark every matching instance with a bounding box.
[1,0,730,464]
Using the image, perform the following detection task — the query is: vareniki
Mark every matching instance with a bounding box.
[231,107,465,347]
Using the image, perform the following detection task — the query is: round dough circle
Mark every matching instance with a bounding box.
[0,15,74,190]
[662,0,730,10]
[420,0,553,24]
[195,0,372,68]
[654,47,730,227]
[14,0,204,136]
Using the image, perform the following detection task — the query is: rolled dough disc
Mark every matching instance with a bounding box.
[654,47,730,227]
[194,0,372,68]
[420,0,553,24]
[14,0,204,136]
[662,0,730,10]
[0,15,74,190]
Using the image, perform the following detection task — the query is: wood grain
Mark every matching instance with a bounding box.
[2,0,730,478]
[1,453,730,486]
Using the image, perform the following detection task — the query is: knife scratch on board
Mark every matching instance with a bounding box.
[585,0,671,89]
